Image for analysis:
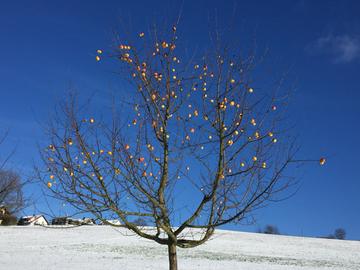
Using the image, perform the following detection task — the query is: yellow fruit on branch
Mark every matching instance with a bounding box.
[320,158,326,165]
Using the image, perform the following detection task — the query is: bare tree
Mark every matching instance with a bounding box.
[0,170,24,214]
[261,224,280,235]
[0,130,14,171]
[38,25,324,270]
[0,131,25,216]
[334,228,346,240]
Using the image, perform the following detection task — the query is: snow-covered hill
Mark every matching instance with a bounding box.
[1,226,359,269]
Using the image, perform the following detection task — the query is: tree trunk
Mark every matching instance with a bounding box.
[168,243,178,270]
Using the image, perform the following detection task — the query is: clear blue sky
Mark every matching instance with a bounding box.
[0,0,359,239]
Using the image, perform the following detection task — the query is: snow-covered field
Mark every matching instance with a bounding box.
[1,226,359,270]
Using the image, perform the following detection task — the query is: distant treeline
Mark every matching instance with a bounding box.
[257,224,348,240]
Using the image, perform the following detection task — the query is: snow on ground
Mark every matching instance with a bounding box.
[1,226,359,270]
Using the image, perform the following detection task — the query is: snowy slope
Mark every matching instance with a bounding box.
[1,226,359,270]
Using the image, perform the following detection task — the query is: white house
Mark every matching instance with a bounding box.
[100,219,122,226]
[82,217,95,225]
[18,215,49,226]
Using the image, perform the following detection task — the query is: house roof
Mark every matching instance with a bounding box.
[20,215,48,224]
